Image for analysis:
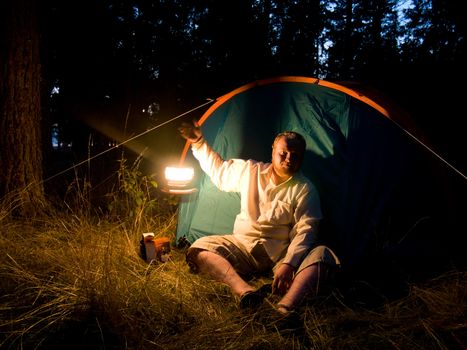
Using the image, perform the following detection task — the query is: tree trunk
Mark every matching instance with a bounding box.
[0,0,45,215]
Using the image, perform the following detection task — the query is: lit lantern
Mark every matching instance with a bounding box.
[163,166,197,194]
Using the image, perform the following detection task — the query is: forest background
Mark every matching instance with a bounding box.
[0,0,466,208]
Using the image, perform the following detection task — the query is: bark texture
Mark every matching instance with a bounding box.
[0,0,45,214]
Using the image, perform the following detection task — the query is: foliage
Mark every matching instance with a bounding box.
[43,0,466,123]
[106,154,177,233]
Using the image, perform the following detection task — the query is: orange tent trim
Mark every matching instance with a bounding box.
[179,76,393,165]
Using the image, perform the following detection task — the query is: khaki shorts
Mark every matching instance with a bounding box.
[186,234,340,278]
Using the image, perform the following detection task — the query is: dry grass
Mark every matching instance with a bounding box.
[0,200,465,350]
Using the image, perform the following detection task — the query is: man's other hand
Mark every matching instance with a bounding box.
[272,263,294,295]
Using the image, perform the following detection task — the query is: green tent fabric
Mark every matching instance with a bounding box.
[175,76,464,272]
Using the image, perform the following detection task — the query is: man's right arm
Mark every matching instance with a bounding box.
[178,120,250,192]
[192,138,248,192]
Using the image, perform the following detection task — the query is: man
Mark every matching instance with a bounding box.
[179,120,340,317]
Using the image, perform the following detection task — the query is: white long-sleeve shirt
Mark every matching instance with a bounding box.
[192,138,322,268]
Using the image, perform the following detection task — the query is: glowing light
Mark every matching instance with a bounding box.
[162,166,197,195]
[164,166,194,187]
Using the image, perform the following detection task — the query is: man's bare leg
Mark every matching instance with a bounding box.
[194,250,254,297]
[276,263,322,314]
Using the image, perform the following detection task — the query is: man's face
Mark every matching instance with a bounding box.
[271,136,304,179]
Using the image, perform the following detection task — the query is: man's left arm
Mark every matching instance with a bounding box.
[281,185,322,269]
[272,186,322,294]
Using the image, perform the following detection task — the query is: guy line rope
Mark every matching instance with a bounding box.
[30,98,215,190]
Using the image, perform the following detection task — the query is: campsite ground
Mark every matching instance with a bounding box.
[1,191,465,350]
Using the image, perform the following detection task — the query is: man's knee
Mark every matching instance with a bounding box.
[298,245,340,271]
[186,247,204,273]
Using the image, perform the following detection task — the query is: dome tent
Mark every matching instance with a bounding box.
[174,76,465,275]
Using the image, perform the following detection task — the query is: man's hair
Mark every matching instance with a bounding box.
[272,131,306,153]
